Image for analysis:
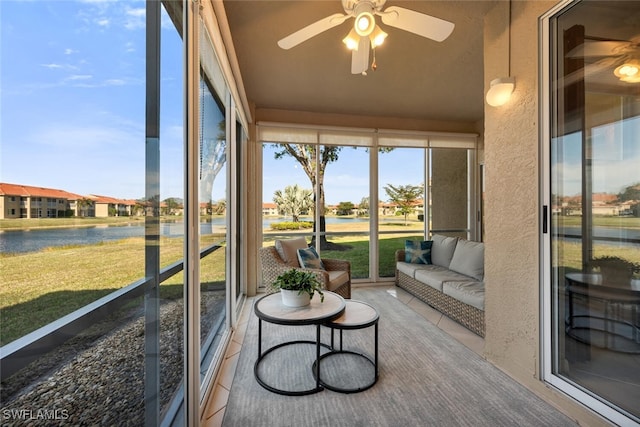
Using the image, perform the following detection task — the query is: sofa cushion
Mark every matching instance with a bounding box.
[275,237,308,267]
[297,246,325,270]
[404,240,433,264]
[443,281,485,310]
[449,239,484,281]
[430,234,458,268]
[414,267,470,292]
[397,261,435,278]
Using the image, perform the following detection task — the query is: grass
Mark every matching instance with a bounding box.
[557,215,640,229]
[0,234,225,346]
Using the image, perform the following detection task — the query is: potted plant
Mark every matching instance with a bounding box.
[272,268,324,307]
[590,256,639,288]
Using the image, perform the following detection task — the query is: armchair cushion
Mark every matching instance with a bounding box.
[327,270,350,292]
[297,246,325,270]
[275,237,308,267]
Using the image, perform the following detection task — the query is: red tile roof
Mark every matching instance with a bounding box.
[0,182,84,200]
[88,194,136,206]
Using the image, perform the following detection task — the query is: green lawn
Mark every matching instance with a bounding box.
[0,235,224,346]
[320,235,422,278]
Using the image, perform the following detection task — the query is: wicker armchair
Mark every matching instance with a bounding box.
[259,246,351,299]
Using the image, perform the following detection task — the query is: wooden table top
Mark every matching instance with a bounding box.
[254,291,345,325]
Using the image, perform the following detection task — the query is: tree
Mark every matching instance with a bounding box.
[384,183,423,225]
[618,182,640,202]
[336,201,355,216]
[273,184,313,222]
[76,198,93,217]
[272,144,393,249]
[358,196,370,217]
[132,200,146,217]
[213,198,226,215]
[272,144,338,247]
[199,98,226,203]
[163,197,180,216]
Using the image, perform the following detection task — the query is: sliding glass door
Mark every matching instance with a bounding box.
[543,1,640,424]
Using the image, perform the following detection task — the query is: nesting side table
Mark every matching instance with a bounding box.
[314,299,379,393]
[253,291,345,395]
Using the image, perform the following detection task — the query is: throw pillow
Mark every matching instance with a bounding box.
[449,239,484,280]
[275,237,308,267]
[404,240,433,264]
[297,246,325,270]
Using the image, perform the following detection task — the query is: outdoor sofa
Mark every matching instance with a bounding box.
[395,234,485,337]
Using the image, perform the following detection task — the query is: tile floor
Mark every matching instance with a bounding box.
[200,284,485,426]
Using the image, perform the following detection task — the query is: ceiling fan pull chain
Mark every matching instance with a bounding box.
[372,48,378,71]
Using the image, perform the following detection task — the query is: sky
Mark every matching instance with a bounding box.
[1,0,183,200]
[552,117,640,197]
[2,1,638,205]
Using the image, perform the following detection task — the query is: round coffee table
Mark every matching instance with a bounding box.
[253,290,345,395]
[313,299,379,393]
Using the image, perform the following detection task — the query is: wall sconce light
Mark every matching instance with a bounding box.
[486,0,515,107]
[486,77,516,107]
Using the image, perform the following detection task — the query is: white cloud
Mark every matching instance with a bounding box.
[104,79,126,86]
[124,7,145,30]
[41,63,64,69]
[32,121,143,151]
[96,18,110,27]
[66,74,93,81]
[64,48,79,55]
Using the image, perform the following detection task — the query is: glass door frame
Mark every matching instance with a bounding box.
[540,2,638,425]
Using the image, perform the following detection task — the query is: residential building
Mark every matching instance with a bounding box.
[0,183,83,219]
[262,202,278,216]
[87,194,137,217]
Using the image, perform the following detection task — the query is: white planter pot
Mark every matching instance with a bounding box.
[281,289,310,307]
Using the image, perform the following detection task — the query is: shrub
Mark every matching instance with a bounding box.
[270,221,313,230]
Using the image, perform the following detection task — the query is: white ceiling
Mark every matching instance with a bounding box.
[223,1,499,123]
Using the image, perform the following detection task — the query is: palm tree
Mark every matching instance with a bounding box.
[273,184,313,222]
[76,197,93,217]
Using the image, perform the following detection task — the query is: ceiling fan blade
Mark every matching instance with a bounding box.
[380,6,454,42]
[351,37,370,74]
[278,13,348,50]
[566,40,631,58]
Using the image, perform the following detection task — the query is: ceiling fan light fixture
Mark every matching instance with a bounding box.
[486,77,515,107]
[343,28,360,50]
[355,11,375,36]
[369,25,387,47]
[614,61,640,82]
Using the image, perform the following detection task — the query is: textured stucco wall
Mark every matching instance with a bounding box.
[484,0,544,374]
[483,2,608,425]
[432,148,468,233]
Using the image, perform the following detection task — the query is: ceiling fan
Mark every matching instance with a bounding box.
[277,0,455,75]
[566,36,640,83]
